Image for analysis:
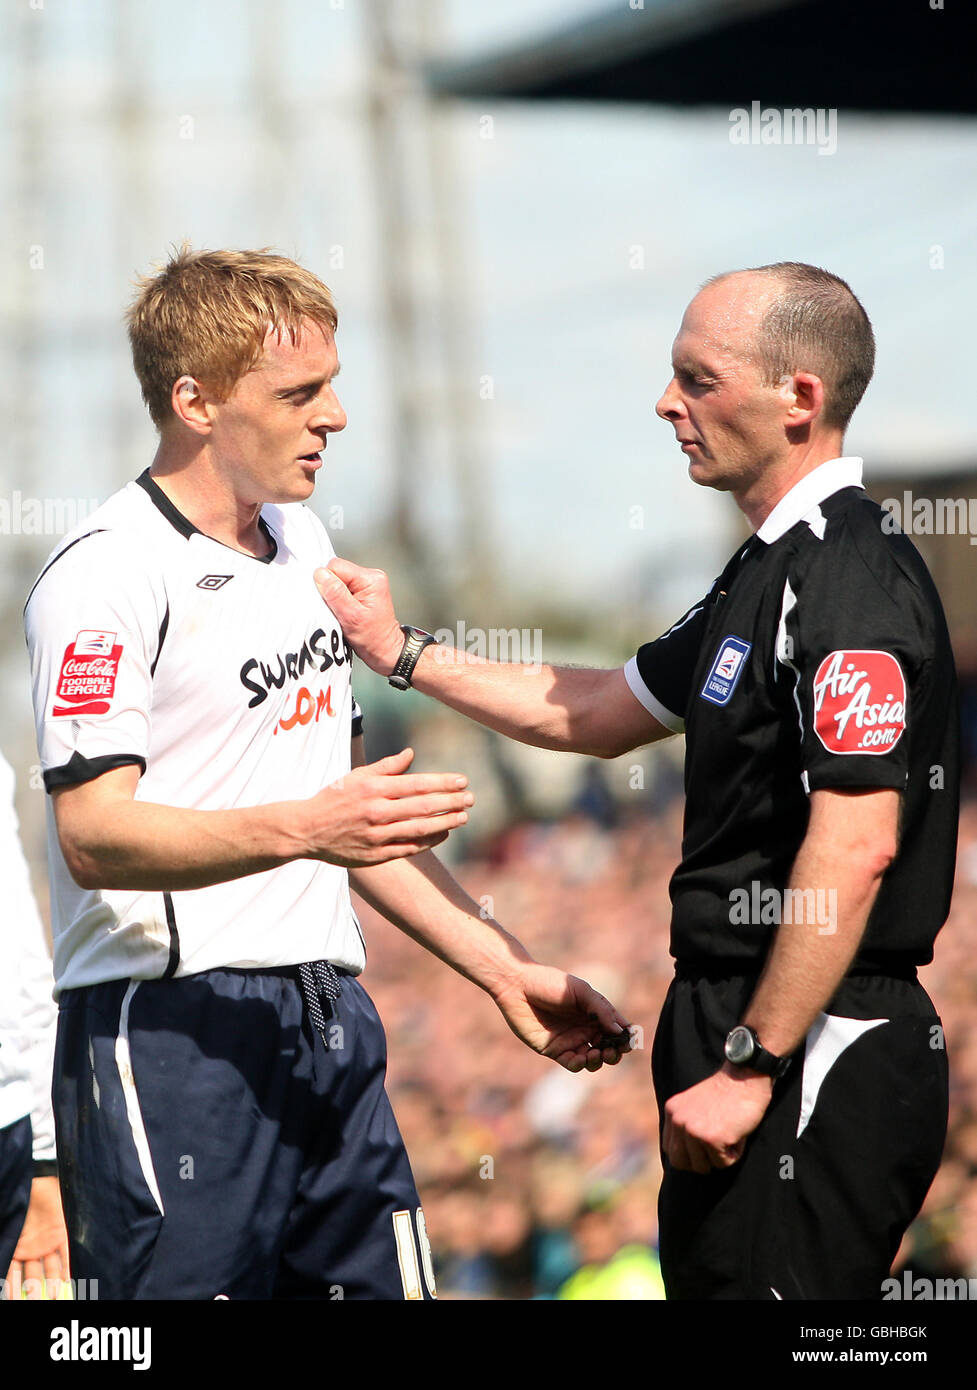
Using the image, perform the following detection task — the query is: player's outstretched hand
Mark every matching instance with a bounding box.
[314,559,405,676]
[305,747,473,867]
[490,963,633,1073]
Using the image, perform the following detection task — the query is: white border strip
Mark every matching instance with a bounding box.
[796,1012,887,1139]
[115,981,165,1217]
[623,657,684,734]
[392,1209,423,1300]
[775,577,805,743]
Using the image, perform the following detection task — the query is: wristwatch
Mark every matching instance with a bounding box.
[724,1025,792,1080]
[388,626,439,691]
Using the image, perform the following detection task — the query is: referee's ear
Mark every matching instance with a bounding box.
[781,370,828,432]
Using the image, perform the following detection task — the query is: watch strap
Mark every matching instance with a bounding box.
[725,1025,791,1080]
[389,626,438,691]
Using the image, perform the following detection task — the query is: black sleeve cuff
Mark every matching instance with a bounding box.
[44,752,147,793]
[32,1159,59,1178]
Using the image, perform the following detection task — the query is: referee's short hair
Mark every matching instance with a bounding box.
[126,245,339,429]
[703,262,875,433]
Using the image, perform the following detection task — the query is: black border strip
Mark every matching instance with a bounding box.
[161,893,180,979]
[150,601,170,677]
[24,530,108,612]
[43,751,146,793]
[136,469,278,563]
[135,470,198,540]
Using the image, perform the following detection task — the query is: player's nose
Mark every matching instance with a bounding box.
[314,390,347,434]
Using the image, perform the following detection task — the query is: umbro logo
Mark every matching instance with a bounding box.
[197,574,233,590]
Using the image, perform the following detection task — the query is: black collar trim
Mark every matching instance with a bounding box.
[136,470,278,563]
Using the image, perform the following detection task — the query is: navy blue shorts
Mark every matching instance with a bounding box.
[53,968,436,1300]
[0,1115,32,1281]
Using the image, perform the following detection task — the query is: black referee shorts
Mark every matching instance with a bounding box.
[652,968,948,1300]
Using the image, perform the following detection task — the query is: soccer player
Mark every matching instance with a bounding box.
[23,247,629,1301]
[0,751,68,1300]
[320,263,959,1299]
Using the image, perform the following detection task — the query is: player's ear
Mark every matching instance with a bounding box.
[170,376,213,434]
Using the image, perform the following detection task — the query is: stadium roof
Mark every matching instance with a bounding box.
[427,0,975,115]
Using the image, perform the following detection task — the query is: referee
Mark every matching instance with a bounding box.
[320,262,960,1299]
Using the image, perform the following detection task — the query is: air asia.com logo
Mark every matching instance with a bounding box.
[813,650,906,755]
[52,630,122,717]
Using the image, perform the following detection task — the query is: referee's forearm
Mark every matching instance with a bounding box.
[740,787,898,1059]
[742,856,888,1058]
[408,647,611,755]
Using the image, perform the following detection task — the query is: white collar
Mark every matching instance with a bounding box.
[755,456,864,545]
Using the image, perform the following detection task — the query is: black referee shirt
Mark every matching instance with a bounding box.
[626,458,959,973]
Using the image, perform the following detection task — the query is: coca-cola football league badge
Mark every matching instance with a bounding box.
[53,630,124,717]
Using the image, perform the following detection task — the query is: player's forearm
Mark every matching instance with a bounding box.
[349,850,533,999]
[740,838,892,1059]
[59,796,310,892]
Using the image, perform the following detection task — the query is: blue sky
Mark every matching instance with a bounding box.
[2,0,975,635]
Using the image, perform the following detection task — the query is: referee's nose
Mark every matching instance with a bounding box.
[656,375,685,423]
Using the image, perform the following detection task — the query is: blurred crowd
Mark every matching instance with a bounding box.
[361,780,977,1300]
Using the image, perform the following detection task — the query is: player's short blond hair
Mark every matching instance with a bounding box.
[126,245,339,429]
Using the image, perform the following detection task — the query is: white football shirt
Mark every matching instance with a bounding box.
[25,471,366,996]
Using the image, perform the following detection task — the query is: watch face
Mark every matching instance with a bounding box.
[725,1026,755,1065]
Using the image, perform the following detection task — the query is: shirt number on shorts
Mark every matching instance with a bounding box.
[392,1207,437,1300]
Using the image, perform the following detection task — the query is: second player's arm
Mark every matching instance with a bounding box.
[347,736,630,1070]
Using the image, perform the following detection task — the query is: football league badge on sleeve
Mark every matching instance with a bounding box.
[701,635,752,706]
[52,629,123,717]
